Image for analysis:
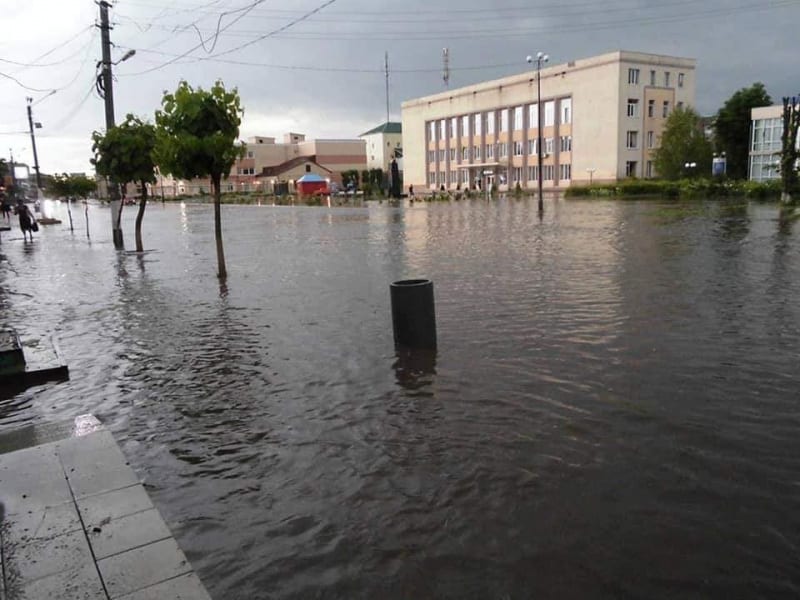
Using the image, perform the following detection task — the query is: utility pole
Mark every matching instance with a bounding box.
[442,48,450,88]
[384,51,390,125]
[8,149,17,199]
[98,0,123,248]
[26,98,43,194]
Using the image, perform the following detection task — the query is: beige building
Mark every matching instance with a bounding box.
[160,133,367,196]
[401,50,696,192]
[360,122,403,172]
[748,104,796,181]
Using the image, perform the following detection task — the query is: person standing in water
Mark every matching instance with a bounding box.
[16,200,35,241]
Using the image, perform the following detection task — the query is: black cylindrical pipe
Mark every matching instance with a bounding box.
[390,279,437,350]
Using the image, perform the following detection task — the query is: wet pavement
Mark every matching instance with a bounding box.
[1,198,800,598]
[0,415,211,599]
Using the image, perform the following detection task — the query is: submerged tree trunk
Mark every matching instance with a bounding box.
[66,197,74,232]
[212,173,227,280]
[135,180,148,252]
[84,201,90,238]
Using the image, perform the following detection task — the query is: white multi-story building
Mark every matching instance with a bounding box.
[749,104,795,181]
[401,50,696,192]
[360,122,403,172]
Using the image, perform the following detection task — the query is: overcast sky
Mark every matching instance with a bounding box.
[2,0,798,174]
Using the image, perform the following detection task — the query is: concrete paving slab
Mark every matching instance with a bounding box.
[2,529,92,583]
[0,446,70,514]
[116,573,212,600]
[88,508,173,560]
[57,432,140,498]
[78,485,154,529]
[2,501,81,546]
[15,563,107,600]
[98,538,192,598]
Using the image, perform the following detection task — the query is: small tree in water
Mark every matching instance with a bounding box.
[92,115,156,252]
[653,106,713,180]
[154,81,244,279]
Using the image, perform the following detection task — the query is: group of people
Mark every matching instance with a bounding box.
[1,194,36,241]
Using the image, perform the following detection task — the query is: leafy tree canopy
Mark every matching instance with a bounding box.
[91,114,157,186]
[654,106,713,180]
[49,173,96,199]
[714,83,772,180]
[154,80,244,181]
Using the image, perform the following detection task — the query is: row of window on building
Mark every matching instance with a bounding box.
[626,99,683,118]
[427,99,572,142]
[427,136,572,163]
[627,68,686,88]
[427,164,573,186]
[625,130,664,150]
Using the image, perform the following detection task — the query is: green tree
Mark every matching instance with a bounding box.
[714,83,772,180]
[154,81,244,279]
[91,114,156,252]
[653,106,713,180]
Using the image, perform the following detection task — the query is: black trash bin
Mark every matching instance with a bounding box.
[390,279,437,350]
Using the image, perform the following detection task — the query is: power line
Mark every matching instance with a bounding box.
[2,25,95,70]
[0,71,55,93]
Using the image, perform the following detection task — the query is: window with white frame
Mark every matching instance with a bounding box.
[628,68,640,84]
[499,108,508,132]
[462,170,470,184]
[560,136,572,152]
[513,106,523,130]
[498,142,508,158]
[626,131,638,149]
[543,165,555,180]
[648,100,655,118]
[513,167,522,182]
[428,150,435,162]
[646,161,654,177]
[438,149,445,161]
[462,147,469,160]
[462,115,470,137]
[513,141,524,156]
[486,144,494,159]
[561,98,572,124]
[246,151,254,159]
[625,161,637,177]
[450,170,457,184]
[439,120,446,139]
[664,72,671,87]
[527,139,537,155]
[559,164,571,180]
[528,103,539,129]
[428,172,434,185]
[474,113,482,135]
[627,99,640,117]
[428,121,436,140]
[449,148,456,160]
[649,70,656,86]
[545,137,554,155]
[449,118,457,137]
[473,145,481,160]
[647,131,654,148]
[544,101,555,127]
[486,112,495,134]
[678,72,685,88]
[663,101,670,118]
[528,165,538,180]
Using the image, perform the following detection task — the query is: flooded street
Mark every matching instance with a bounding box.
[2,197,799,598]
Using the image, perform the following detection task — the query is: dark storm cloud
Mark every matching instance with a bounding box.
[2,0,797,173]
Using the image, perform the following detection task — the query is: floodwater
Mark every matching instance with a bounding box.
[1,197,799,599]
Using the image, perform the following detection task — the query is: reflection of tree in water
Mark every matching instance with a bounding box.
[714,200,750,242]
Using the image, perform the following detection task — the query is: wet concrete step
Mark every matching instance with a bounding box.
[0,415,213,599]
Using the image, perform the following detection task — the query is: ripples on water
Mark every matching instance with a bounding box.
[1,198,799,598]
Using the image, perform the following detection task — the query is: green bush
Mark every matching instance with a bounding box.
[566,178,782,200]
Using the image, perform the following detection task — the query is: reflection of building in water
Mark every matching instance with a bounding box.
[402,50,696,192]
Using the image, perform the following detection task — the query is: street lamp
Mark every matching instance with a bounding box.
[684,161,697,178]
[527,51,549,214]
[586,168,596,185]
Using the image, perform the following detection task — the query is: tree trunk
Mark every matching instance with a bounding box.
[135,180,147,252]
[85,201,90,238]
[212,173,227,280]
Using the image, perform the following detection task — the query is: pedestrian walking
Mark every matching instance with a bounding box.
[15,200,36,241]
[0,195,10,222]
[409,184,414,197]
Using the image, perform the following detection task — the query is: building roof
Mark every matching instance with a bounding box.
[255,156,332,178]
[360,122,402,136]
[297,173,326,183]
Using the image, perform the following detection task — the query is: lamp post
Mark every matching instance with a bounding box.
[586,168,596,185]
[527,52,549,214]
[684,161,697,178]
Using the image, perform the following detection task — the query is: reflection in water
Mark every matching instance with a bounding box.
[392,349,437,392]
[1,198,799,599]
